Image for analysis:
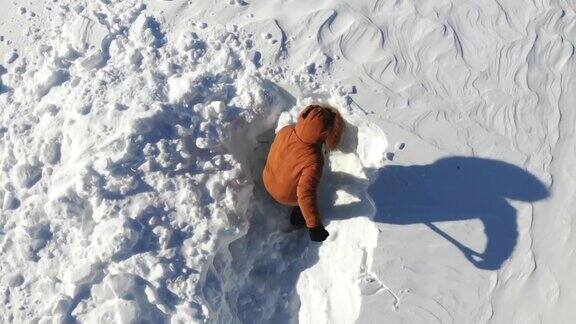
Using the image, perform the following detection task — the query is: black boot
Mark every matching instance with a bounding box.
[290,206,306,228]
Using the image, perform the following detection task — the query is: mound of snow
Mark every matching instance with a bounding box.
[0,7,291,322]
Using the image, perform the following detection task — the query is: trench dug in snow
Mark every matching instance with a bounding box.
[207,105,391,324]
[0,8,388,322]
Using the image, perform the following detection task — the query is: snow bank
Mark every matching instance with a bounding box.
[0,5,294,322]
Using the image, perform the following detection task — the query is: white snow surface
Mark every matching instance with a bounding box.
[0,0,574,323]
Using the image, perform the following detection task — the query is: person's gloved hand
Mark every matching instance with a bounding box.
[309,226,329,242]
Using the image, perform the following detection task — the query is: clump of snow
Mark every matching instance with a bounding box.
[3,50,18,65]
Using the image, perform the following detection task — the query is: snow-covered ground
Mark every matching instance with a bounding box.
[1,0,574,323]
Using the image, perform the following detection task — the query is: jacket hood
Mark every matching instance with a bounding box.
[295,106,332,145]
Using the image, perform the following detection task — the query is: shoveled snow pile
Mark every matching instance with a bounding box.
[0,2,385,322]
[0,6,291,323]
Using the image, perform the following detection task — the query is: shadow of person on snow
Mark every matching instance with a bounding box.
[322,156,549,270]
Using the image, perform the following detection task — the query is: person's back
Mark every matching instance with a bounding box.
[263,124,322,208]
[262,105,344,242]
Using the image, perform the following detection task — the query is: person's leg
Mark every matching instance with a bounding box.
[290,206,306,228]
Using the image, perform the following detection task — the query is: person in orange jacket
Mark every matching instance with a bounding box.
[262,105,344,242]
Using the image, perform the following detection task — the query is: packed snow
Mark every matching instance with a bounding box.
[0,0,575,323]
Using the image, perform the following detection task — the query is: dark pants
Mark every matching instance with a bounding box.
[290,206,306,228]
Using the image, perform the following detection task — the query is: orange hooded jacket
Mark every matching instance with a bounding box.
[262,106,343,228]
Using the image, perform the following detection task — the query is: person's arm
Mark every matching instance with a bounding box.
[297,162,323,228]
